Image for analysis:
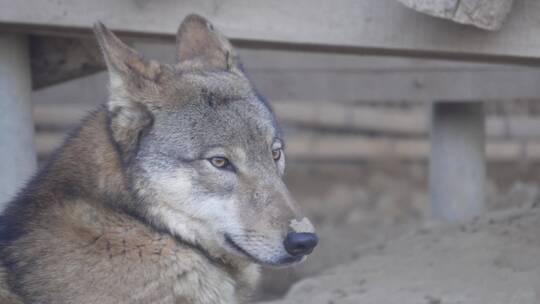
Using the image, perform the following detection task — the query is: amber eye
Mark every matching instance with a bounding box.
[272,149,282,161]
[209,157,229,168]
[208,156,235,172]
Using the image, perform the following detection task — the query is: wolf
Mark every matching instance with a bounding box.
[0,14,317,304]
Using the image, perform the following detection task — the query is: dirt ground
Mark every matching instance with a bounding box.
[254,162,540,302]
[261,206,540,304]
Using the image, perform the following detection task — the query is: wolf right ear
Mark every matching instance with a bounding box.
[94,22,155,164]
[176,14,239,70]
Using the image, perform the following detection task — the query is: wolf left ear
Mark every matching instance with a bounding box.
[94,22,163,87]
[176,14,239,70]
[94,22,155,164]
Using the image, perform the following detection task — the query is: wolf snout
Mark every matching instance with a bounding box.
[283,232,318,256]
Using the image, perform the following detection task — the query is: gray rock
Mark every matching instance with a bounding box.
[396,0,515,30]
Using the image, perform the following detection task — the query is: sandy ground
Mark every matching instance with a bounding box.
[261,205,540,304]
[254,162,540,302]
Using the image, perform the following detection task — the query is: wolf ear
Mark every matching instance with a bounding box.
[176,14,239,70]
[93,22,163,87]
[93,22,154,164]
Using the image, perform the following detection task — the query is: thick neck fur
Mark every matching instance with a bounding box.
[45,108,128,201]
[0,107,259,304]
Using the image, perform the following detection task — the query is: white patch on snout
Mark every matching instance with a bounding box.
[289,217,315,233]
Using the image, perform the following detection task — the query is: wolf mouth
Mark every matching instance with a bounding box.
[224,234,259,261]
[224,234,303,266]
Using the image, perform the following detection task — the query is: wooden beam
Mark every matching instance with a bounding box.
[30,36,103,89]
[2,0,540,62]
[32,102,540,140]
[30,41,540,100]
[273,102,540,140]
[248,64,540,102]
[31,41,524,90]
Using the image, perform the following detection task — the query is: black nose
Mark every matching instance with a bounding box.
[283,232,318,256]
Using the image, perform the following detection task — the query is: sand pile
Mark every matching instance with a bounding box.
[261,206,540,304]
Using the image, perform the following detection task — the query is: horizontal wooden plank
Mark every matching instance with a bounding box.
[273,102,427,136]
[30,36,103,89]
[31,45,540,101]
[32,102,540,140]
[286,135,537,162]
[36,132,63,157]
[34,37,520,89]
[249,66,540,102]
[33,103,93,128]
[3,0,540,62]
[273,102,540,140]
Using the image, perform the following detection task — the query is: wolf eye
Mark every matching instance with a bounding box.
[272,149,282,161]
[208,157,234,171]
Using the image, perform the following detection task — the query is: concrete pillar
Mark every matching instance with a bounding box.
[0,34,36,209]
[430,102,486,222]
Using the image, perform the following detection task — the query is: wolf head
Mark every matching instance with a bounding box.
[93,15,317,266]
